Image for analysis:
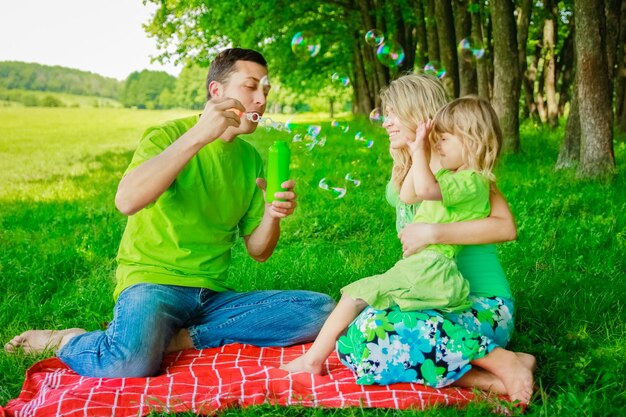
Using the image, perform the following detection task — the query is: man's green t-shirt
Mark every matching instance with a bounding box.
[114,115,265,300]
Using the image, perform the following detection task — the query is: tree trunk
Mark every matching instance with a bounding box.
[543,0,559,127]
[454,0,478,95]
[556,71,580,170]
[618,0,626,131]
[516,0,533,119]
[485,8,495,100]
[605,0,621,119]
[424,0,440,64]
[352,32,374,114]
[557,26,575,116]
[391,1,417,75]
[575,0,615,177]
[435,0,460,98]
[535,43,547,123]
[471,2,490,99]
[356,0,388,108]
[490,0,520,153]
[411,0,429,68]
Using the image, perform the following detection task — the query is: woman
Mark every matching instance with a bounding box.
[337,74,535,403]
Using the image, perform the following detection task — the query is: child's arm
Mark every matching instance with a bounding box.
[399,120,442,204]
[398,185,517,257]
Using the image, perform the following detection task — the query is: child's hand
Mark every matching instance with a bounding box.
[407,119,434,157]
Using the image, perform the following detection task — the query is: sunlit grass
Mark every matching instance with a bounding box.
[1,107,625,416]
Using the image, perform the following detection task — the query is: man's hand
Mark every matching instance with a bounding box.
[256,178,297,219]
[193,97,246,145]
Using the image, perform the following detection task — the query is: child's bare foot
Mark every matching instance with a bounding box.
[4,328,86,354]
[280,354,324,375]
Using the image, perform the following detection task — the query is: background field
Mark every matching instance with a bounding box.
[0,107,625,416]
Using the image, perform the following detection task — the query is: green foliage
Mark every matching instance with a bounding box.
[143,0,357,109]
[1,108,625,416]
[121,70,176,109]
[0,88,122,108]
[174,64,208,110]
[0,61,122,98]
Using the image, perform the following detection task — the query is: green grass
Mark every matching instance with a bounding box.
[0,88,123,108]
[1,107,625,416]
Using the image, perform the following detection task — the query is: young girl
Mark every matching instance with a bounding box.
[282,96,534,405]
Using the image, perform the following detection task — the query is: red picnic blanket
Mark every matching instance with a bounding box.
[1,343,481,417]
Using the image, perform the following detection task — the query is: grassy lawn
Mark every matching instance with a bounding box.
[0,107,625,416]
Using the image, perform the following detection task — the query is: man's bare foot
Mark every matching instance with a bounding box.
[280,354,324,375]
[165,328,195,353]
[4,328,86,354]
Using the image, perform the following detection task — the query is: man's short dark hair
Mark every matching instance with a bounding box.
[206,48,267,99]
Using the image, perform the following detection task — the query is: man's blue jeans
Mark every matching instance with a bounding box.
[57,283,335,377]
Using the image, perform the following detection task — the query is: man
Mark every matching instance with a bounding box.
[5,48,335,377]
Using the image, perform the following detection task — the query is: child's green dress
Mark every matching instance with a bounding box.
[342,169,490,312]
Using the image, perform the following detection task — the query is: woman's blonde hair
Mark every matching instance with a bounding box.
[432,96,502,181]
[380,74,448,191]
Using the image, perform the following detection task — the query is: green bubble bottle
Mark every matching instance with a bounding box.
[266,140,291,203]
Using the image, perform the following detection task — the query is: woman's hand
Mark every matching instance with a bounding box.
[398,222,438,257]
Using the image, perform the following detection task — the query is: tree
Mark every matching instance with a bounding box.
[574,0,615,177]
[542,0,559,127]
[435,0,459,98]
[454,0,478,96]
[490,0,520,153]
[121,70,176,109]
[517,0,534,118]
[174,65,208,110]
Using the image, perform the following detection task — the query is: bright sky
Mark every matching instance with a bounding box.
[0,0,182,80]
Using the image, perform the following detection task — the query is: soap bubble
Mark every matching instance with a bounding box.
[345,173,361,187]
[331,120,350,133]
[260,75,271,88]
[376,41,405,68]
[319,178,347,199]
[369,107,384,124]
[307,125,322,137]
[365,29,384,47]
[291,31,321,59]
[331,72,350,87]
[457,38,485,62]
[354,131,375,149]
[424,61,447,79]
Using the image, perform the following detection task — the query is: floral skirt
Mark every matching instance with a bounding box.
[336,295,514,388]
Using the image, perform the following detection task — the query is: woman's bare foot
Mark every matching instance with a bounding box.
[477,348,535,404]
[516,352,537,372]
[457,351,537,396]
[4,328,86,354]
[453,367,507,393]
[280,354,324,375]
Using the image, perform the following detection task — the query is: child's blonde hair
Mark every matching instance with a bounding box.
[432,96,502,181]
[380,74,448,191]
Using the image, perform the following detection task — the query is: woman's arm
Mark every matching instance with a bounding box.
[398,185,517,257]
